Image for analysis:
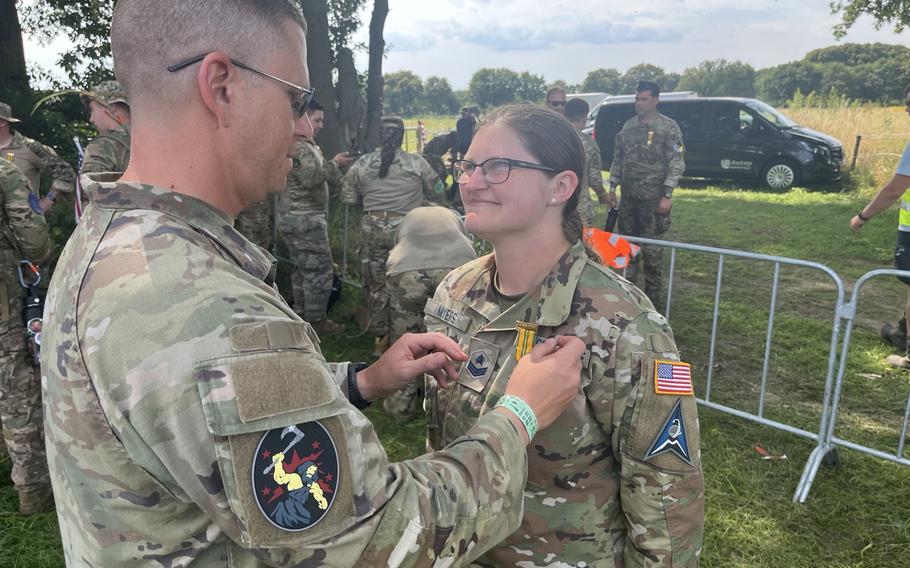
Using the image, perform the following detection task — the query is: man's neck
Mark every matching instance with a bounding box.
[639,111,658,124]
[0,129,14,149]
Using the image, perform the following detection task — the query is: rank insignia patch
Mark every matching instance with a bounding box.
[654,359,693,395]
[644,398,693,466]
[467,349,494,380]
[252,422,339,531]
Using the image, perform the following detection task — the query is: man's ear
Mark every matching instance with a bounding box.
[196,52,237,128]
[550,170,579,206]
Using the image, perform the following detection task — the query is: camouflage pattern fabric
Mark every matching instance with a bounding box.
[576,133,606,225]
[1,130,76,196]
[0,159,52,493]
[42,176,533,566]
[341,148,444,214]
[610,113,685,306]
[236,197,273,250]
[81,125,131,178]
[382,268,451,423]
[425,241,704,566]
[619,195,671,305]
[278,212,333,321]
[277,138,341,321]
[359,213,404,336]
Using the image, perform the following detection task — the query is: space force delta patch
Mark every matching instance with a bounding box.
[644,398,693,466]
[654,359,693,395]
[252,422,339,531]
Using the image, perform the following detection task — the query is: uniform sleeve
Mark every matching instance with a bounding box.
[84,224,528,566]
[586,312,704,567]
[1,166,52,263]
[663,122,685,190]
[610,128,625,184]
[584,138,607,197]
[25,137,75,194]
[296,145,328,188]
[324,156,343,194]
[341,162,362,206]
[418,156,444,204]
[81,136,122,175]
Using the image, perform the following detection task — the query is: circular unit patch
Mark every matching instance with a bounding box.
[251,421,339,531]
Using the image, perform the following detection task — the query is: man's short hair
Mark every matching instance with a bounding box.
[636,81,660,97]
[111,0,305,108]
[546,86,566,100]
[564,98,589,121]
[306,99,325,114]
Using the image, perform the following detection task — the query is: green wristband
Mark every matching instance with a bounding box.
[495,395,538,440]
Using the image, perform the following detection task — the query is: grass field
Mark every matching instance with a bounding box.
[1,109,909,566]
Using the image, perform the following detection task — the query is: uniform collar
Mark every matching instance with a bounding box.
[454,241,588,331]
[85,175,276,283]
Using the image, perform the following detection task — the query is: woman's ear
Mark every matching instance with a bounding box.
[549,170,579,206]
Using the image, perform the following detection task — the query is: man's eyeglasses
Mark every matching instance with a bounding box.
[166,53,315,119]
[546,100,566,108]
[452,157,558,185]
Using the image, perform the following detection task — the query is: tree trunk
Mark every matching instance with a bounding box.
[0,0,30,95]
[336,48,366,153]
[363,0,388,151]
[301,0,345,156]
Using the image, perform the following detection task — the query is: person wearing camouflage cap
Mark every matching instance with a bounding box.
[41,1,585,566]
[381,206,477,423]
[342,115,445,354]
[79,80,132,179]
[427,103,704,565]
[0,158,54,515]
[0,101,75,212]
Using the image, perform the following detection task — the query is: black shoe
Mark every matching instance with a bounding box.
[881,320,907,350]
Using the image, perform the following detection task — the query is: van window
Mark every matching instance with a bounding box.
[710,106,755,134]
[661,103,703,135]
[744,100,796,128]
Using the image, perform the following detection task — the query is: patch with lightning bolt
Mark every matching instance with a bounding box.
[252,422,339,531]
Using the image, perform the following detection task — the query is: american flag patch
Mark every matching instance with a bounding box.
[654,360,693,395]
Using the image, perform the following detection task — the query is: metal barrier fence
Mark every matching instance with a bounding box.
[624,235,848,502]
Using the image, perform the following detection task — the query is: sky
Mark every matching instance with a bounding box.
[21,0,909,90]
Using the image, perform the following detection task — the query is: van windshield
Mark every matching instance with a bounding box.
[745,100,797,128]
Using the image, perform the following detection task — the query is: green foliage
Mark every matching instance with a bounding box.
[383,70,425,116]
[467,68,552,109]
[677,59,756,97]
[831,0,910,38]
[621,63,680,93]
[327,0,367,62]
[757,43,910,105]
[515,71,547,102]
[786,88,861,109]
[581,68,623,94]
[422,77,460,115]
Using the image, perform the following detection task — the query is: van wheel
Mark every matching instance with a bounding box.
[762,160,799,190]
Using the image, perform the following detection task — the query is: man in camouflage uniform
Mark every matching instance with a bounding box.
[0,158,53,515]
[611,81,685,307]
[80,80,132,177]
[235,198,274,250]
[41,2,584,565]
[382,207,476,422]
[342,116,444,352]
[565,97,611,225]
[425,239,704,565]
[279,99,354,334]
[0,101,75,213]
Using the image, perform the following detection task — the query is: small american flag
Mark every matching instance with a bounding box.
[654,360,693,395]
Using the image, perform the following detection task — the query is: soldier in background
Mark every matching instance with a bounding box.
[564,98,612,225]
[610,81,685,308]
[544,86,567,115]
[279,99,354,334]
[0,102,75,213]
[0,158,53,515]
[235,197,273,250]
[80,80,132,177]
[342,116,445,355]
[382,206,477,422]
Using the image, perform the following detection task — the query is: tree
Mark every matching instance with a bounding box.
[383,70,424,116]
[301,0,346,156]
[756,61,823,105]
[831,0,910,38]
[423,77,460,115]
[469,68,520,109]
[0,0,28,94]
[515,72,547,103]
[620,64,680,94]
[677,60,756,97]
[581,68,622,94]
[364,0,388,150]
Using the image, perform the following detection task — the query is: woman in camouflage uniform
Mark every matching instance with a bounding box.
[425,104,705,566]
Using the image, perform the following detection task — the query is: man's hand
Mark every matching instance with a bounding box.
[333,152,356,168]
[603,192,617,208]
[850,215,866,232]
[657,196,672,215]
[501,336,585,436]
[356,332,467,401]
[38,196,54,213]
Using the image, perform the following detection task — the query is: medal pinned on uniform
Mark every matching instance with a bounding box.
[514,321,538,360]
[647,130,655,146]
[5,152,13,162]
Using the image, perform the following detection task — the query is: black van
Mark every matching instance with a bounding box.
[592,97,844,190]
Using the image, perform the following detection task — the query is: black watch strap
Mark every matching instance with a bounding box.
[346,362,371,409]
